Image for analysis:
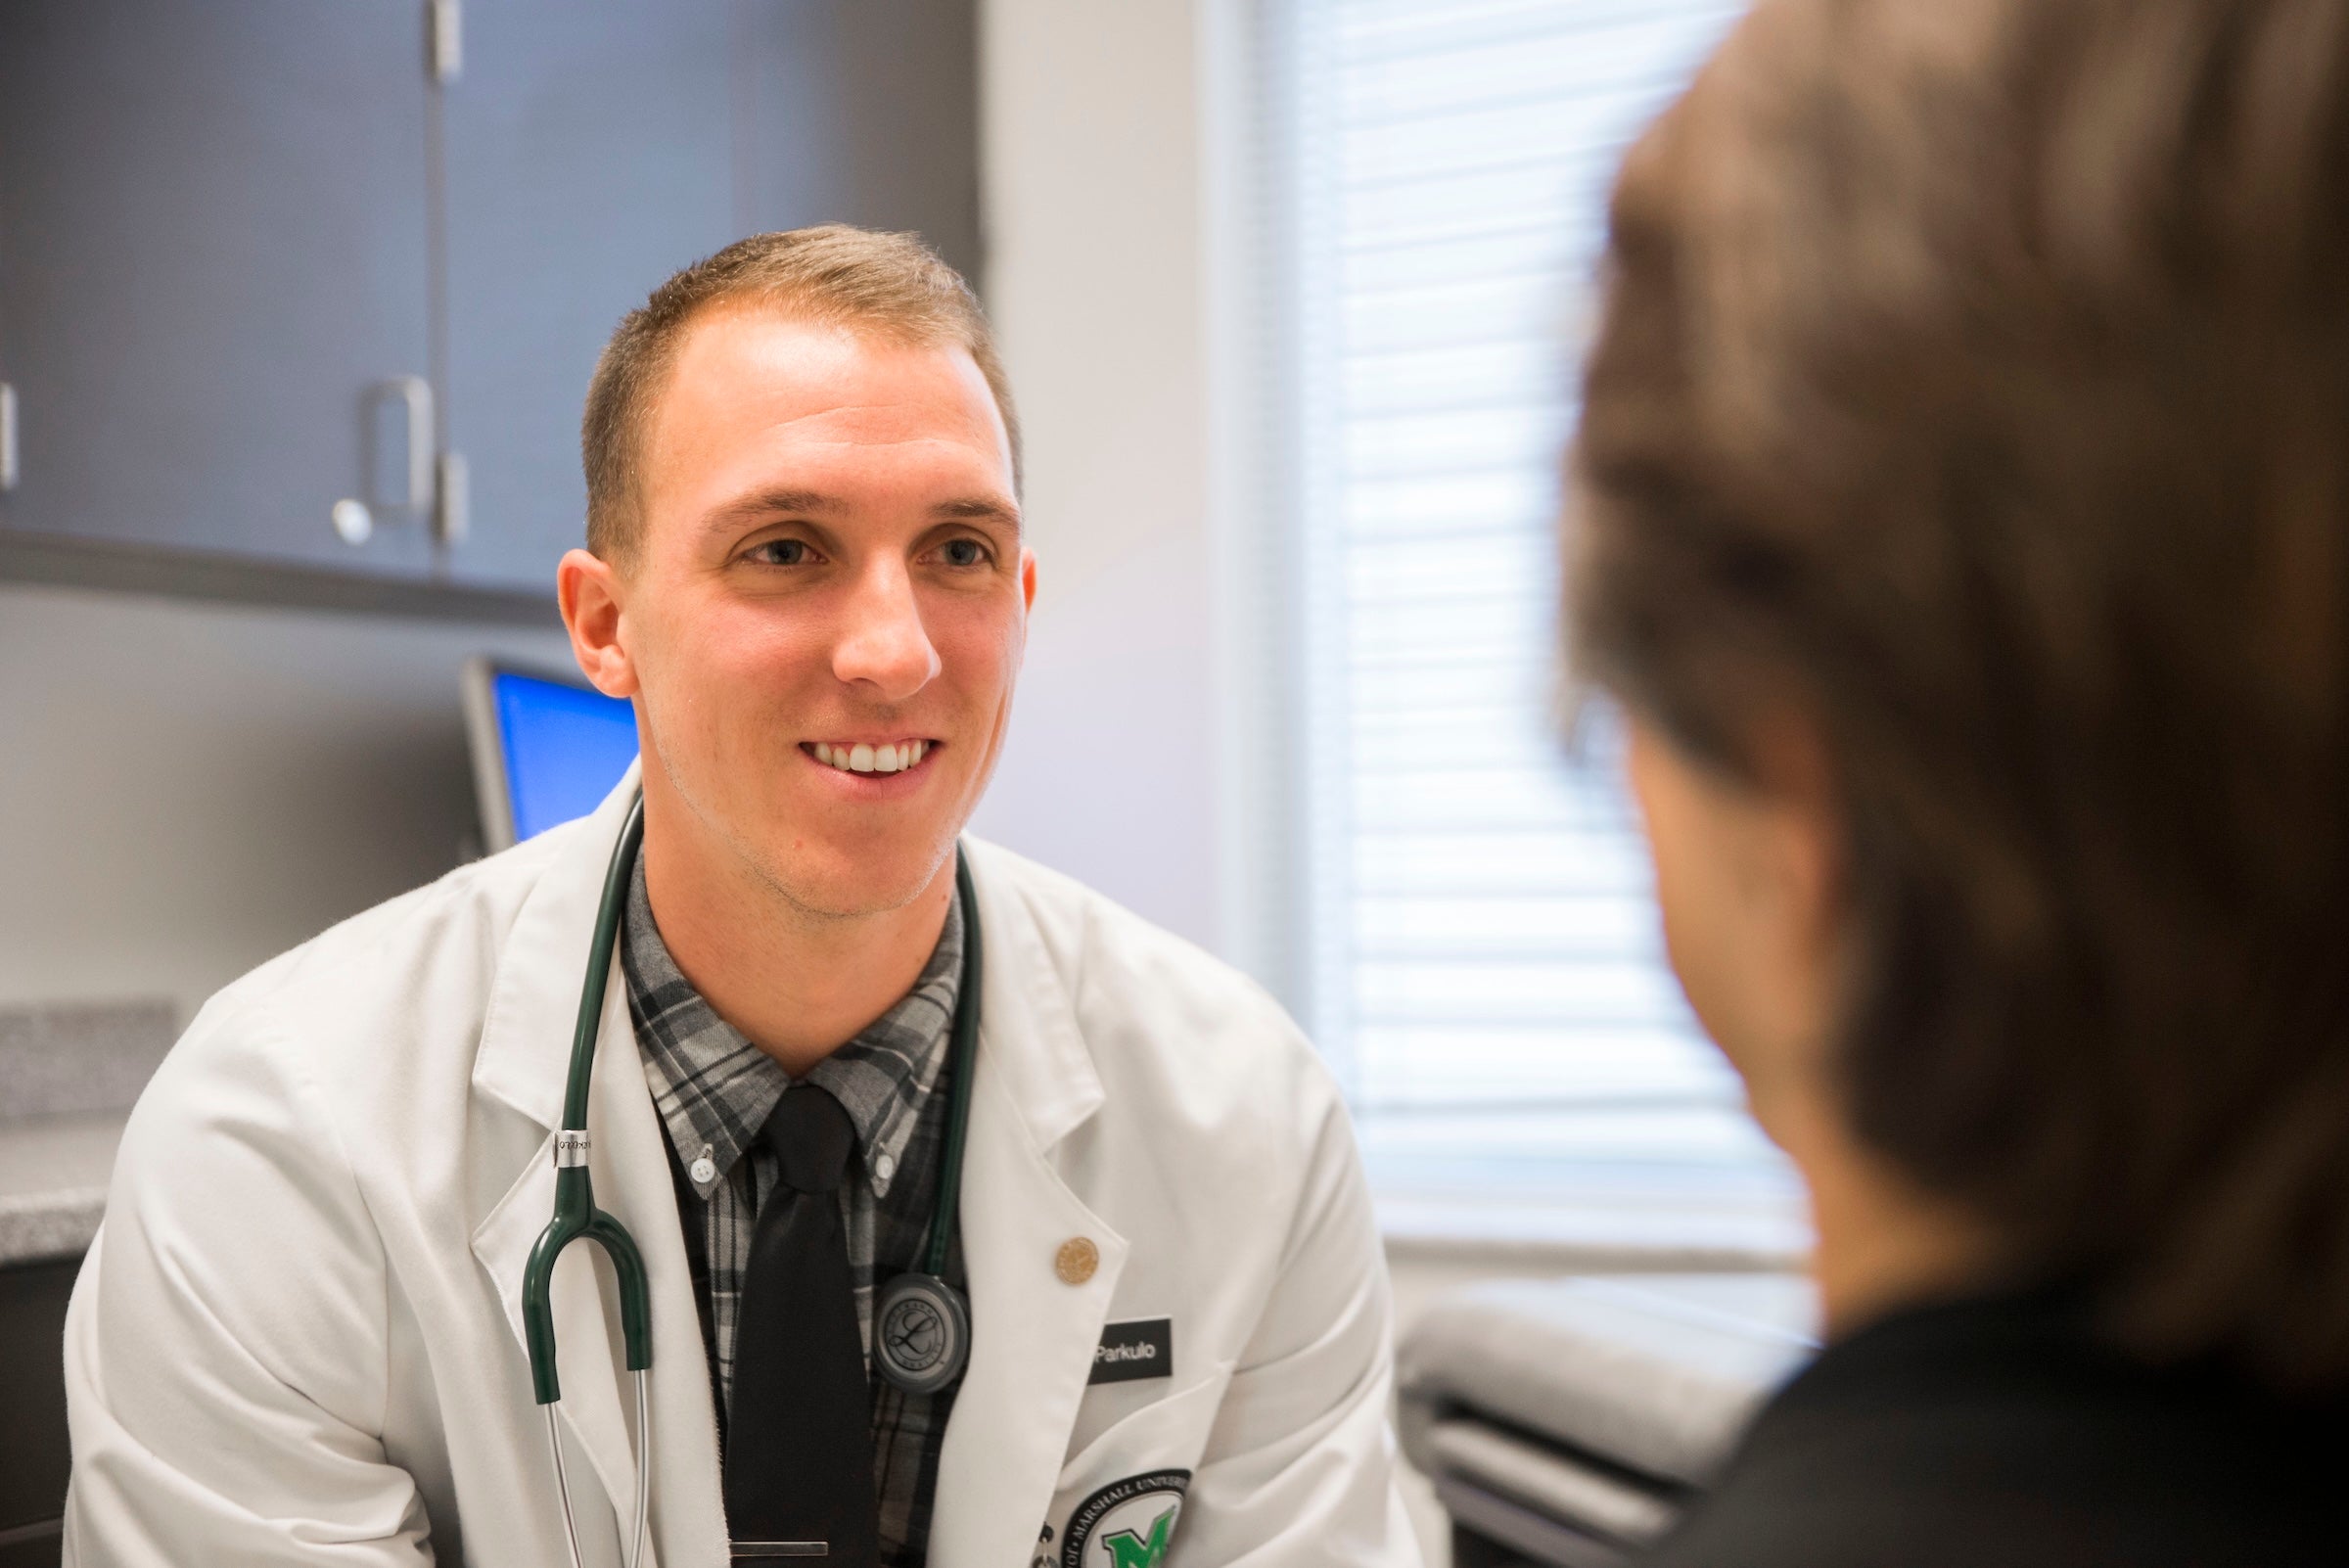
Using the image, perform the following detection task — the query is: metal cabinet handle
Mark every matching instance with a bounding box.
[336,376,438,546]
[382,375,435,514]
[432,0,463,84]
[437,450,469,544]
[0,383,18,492]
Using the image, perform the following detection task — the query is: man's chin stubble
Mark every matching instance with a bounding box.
[745,839,958,929]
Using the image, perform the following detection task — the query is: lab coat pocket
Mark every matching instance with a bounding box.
[1037,1360,1235,1568]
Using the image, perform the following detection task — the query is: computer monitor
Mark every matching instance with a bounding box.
[461,658,640,853]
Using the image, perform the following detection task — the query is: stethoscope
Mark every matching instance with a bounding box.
[521,792,983,1568]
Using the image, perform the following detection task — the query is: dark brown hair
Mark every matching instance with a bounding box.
[1571,0,2349,1386]
[581,224,1020,567]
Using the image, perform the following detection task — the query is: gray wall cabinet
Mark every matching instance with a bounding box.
[442,0,738,591]
[0,0,981,605]
[0,3,441,581]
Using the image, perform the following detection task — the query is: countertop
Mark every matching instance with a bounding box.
[0,1110,126,1266]
[0,999,170,1268]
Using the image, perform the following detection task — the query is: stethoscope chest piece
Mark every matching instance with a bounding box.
[874,1270,971,1395]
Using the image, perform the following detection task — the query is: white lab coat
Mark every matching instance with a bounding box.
[61,771,1419,1567]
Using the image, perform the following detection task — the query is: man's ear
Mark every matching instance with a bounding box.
[1627,713,1846,1127]
[1745,716,1844,990]
[558,547,639,698]
[1020,546,1038,613]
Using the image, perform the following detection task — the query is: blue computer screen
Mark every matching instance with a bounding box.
[492,669,640,842]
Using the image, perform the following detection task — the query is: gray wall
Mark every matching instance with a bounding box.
[0,581,572,1023]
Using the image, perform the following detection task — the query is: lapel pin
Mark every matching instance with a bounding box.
[1055,1236,1100,1285]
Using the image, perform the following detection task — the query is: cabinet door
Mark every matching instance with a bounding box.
[735,0,983,283]
[438,0,737,593]
[0,3,438,577]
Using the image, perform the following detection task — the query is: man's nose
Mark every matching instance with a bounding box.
[831,559,942,700]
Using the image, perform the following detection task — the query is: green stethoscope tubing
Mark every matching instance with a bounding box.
[520,791,983,1564]
[524,795,655,1407]
[926,850,983,1280]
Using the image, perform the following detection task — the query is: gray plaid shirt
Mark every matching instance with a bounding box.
[622,859,964,1563]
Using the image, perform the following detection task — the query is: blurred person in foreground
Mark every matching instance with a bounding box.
[1569,0,2349,1562]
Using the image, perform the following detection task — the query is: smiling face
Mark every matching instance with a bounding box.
[563,303,1034,920]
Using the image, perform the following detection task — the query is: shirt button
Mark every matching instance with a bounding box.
[875,1151,898,1183]
[1055,1236,1099,1285]
[688,1147,717,1186]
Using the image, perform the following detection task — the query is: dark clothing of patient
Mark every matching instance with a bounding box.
[1645,1289,2347,1568]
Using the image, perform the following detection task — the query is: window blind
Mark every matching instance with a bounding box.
[1287,0,1799,1214]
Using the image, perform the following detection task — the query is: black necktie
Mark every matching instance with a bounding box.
[724,1084,879,1564]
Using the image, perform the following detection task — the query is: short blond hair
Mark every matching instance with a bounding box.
[580,225,1020,566]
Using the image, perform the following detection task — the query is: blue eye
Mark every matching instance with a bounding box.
[755,539,810,566]
[943,538,986,567]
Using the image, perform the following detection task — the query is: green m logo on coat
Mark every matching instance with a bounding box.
[1101,1503,1177,1568]
[1061,1469,1191,1568]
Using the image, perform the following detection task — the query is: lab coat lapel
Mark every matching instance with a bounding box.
[470,764,643,1132]
[470,766,730,1567]
[930,843,1128,1568]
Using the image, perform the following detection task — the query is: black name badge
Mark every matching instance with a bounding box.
[1090,1318,1174,1385]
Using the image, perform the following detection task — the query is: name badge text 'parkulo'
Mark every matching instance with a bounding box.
[1089,1318,1173,1385]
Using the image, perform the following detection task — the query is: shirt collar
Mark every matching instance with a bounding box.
[622,855,964,1201]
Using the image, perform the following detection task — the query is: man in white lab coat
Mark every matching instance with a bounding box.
[61,227,1420,1567]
